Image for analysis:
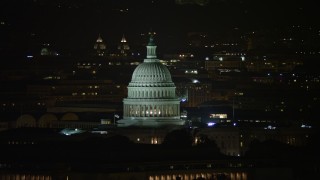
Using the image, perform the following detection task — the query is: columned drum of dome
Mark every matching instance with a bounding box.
[118,34,185,127]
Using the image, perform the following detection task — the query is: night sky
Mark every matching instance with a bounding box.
[0,0,319,54]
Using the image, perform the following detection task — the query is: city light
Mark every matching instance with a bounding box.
[0,0,319,178]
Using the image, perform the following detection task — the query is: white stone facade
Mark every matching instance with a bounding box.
[118,35,184,127]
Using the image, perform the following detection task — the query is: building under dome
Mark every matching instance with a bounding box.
[117,33,185,127]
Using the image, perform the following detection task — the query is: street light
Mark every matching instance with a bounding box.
[114,113,119,125]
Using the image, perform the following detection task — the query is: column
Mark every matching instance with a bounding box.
[152,105,156,117]
[161,105,164,117]
[143,105,146,117]
[125,105,128,116]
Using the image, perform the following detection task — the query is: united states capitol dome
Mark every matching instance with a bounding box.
[118,33,184,127]
[129,62,174,87]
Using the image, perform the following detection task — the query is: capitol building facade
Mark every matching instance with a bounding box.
[117,34,185,127]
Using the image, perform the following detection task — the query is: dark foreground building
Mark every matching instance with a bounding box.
[0,127,319,180]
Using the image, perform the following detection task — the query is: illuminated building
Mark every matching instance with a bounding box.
[193,126,315,156]
[117,34,130,56]
[93,34,106,56]
[118,33,185,127]
[40,43,59,56]
[176,81,212,107]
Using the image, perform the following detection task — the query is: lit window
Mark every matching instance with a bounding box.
[209,114,227,119]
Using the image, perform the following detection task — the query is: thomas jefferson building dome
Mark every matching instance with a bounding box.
[117,34,185,127]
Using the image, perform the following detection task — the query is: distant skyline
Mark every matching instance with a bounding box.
[1,0,319,54]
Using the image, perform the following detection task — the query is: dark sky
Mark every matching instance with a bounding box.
[0,0,319,54]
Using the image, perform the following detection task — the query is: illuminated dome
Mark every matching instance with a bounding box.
[129,62,174,87]
[118,33,185,127]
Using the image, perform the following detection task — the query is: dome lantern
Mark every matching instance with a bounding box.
[145,32,158,61]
